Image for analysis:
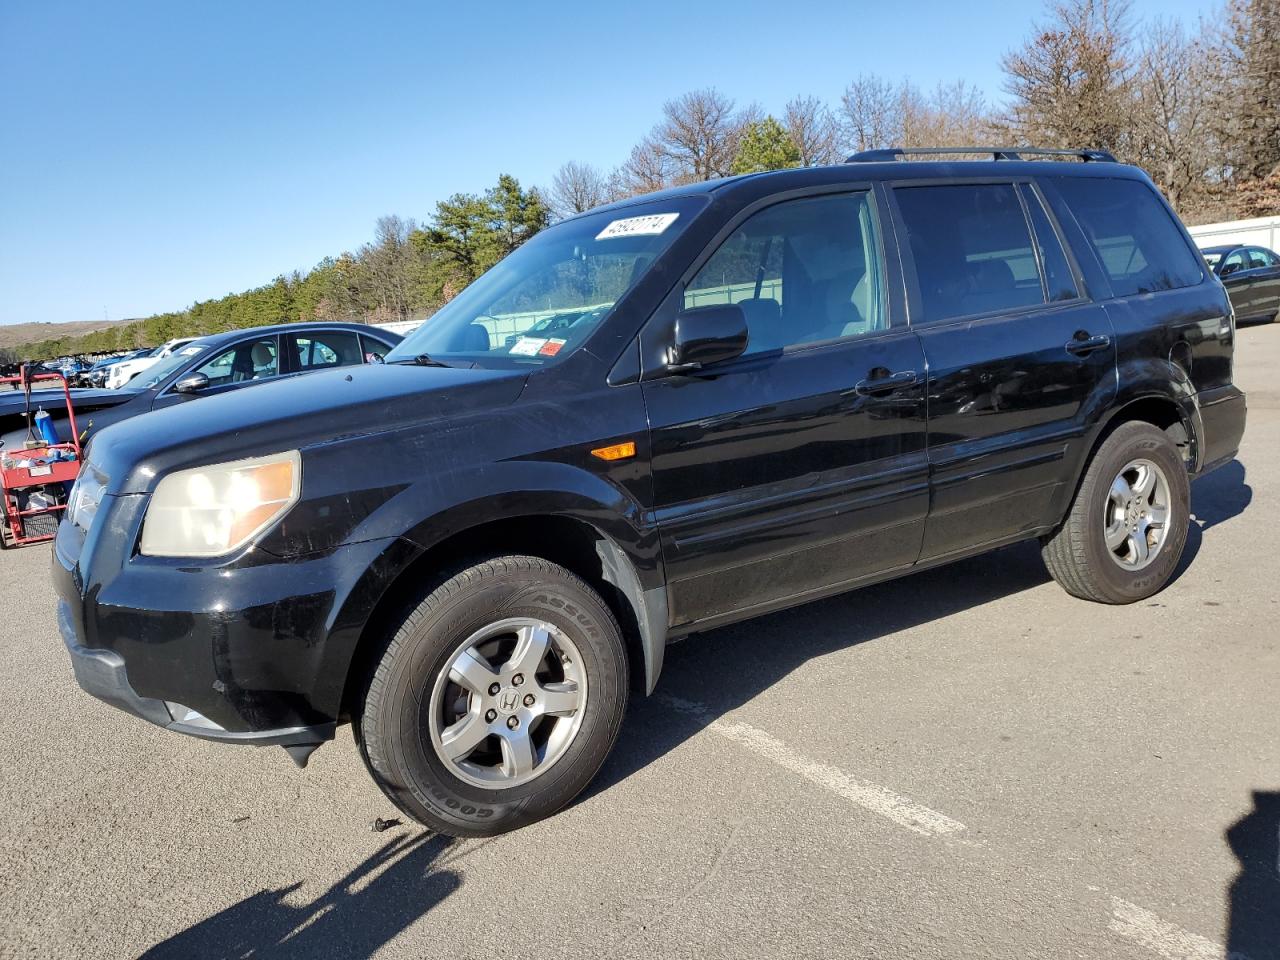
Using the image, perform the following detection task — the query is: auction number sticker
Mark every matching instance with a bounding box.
[596,213,679,240]
[509,337,547,356]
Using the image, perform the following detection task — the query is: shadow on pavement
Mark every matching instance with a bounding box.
[140,832,459,960]
[1226,791,1280,960]
[592,457,1252,798]
[1171,458,1251,583]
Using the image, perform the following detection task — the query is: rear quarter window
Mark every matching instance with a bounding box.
[1052,177,1203,297]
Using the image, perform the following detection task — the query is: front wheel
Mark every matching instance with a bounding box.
[1042,421,1191,604]
[356,556,629,837]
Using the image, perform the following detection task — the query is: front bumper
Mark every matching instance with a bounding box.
[57,598,334,752]
[53,502,407,762]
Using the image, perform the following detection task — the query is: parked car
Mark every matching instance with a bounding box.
[1200,243,1280,324]
[104,337,200,389]
[80,350,150,388]
[54,148,1245,838]
[1,323,400,451]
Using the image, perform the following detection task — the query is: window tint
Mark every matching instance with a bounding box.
[684,192,885,355]
[360,334,393,361]
[294,331,362,371]
[194,337,279,386]
[1022,186,1079,302]
[1247,248,1275,269]
[1221,249,1248,276]
[1053,177,1203,296]
[895,184,1043,323]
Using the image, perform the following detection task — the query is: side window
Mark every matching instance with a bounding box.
[1246,248,1272,270]
[1221,249,1248,277]
[194,337,279,386]
[683,192,886,355]
[1052,177,1203,296]
[895,183,1044,323]
[295,331,362,371]
[1022,185,1079,302]
[360,334,393,362]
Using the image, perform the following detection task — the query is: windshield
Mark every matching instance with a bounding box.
[121,343,208,391]
[385,197,705,367]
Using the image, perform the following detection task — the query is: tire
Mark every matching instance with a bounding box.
[1041,421,1190,604]
[356,555,629,837]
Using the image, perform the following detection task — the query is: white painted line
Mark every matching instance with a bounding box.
[1108,897,1246,960]
[659,695,966,838]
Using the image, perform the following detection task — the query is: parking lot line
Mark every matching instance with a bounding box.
[660,694,967,837]
[1108,896,1244,960]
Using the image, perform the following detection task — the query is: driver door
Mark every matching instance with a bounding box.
[152,335,284,410]
[642,189,928,629]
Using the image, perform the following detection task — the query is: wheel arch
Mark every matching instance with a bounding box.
[1050,388,1198,534]
[337,511,668,723]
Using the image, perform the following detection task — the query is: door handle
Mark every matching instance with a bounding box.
[854,369,919,396]
[1065,333,1111,356]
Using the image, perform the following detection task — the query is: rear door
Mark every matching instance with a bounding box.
[642,188,929,628]
[287,328,368,373]
[1244,247,1280,320]
[889,179,1116,562]
[1219,248,1257,319]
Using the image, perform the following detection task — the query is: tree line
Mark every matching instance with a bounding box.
[8,0,1276,363]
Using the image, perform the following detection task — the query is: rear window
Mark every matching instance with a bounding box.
[895,183,1045,324]
[1052,178,1203,297]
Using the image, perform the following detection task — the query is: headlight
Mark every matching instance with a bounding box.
[67,463,108,531]
[139,451,301,557]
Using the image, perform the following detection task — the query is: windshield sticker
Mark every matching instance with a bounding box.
[595,213,679,240]
[509,337,547,356]
[538,338,567,357]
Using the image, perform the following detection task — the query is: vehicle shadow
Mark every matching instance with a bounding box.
[1172,458,1252,582]
[139,832,459,960]
[592,457,1252,798]
[1225,791,1280,960]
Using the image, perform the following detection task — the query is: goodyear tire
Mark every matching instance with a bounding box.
[356,555,628,837]
[1042,421,1190,604]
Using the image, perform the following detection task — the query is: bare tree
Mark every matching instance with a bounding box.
[547,161,611,219]
[653,87,743,182]
[840,75,993,152]
[1133,20,1217,213]
[840,74,900,152]
[784,95,840,165]
[1001,0,1136,153]
[617,136,674,196]
[1208,0,1280,182]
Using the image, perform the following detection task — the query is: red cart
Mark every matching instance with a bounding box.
[0,368,82,547]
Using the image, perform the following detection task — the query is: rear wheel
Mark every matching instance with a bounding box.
[1042,421,1190,604]
[356,555,629,837]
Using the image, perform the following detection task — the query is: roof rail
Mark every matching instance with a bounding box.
[845,146,1118,164]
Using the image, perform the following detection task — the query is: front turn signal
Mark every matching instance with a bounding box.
[590,440,636,462]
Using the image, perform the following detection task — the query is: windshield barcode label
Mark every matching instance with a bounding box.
[596,213,679,240]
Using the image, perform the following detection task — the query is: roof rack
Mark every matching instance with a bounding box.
[845,146,1118,164]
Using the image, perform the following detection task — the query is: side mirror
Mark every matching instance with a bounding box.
[173,372,210,395]
[667,304,748,373]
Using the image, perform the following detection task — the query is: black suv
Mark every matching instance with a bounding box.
[53,148,1246,837]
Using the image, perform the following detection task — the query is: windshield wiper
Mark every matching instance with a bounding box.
[390,353,451,368]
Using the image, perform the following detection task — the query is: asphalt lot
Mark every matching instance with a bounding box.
[2,325,1277,960]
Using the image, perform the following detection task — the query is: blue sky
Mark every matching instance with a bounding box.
[0,0,1212,327]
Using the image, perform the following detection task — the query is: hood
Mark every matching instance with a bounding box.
[91,362,528,494]
[0,387,135,419]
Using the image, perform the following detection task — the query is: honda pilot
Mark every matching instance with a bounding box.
[53,147,1247,837]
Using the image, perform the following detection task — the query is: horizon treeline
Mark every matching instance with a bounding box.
[9,0,1277,362]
